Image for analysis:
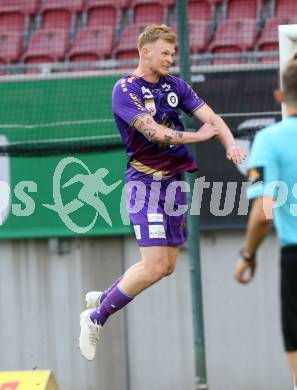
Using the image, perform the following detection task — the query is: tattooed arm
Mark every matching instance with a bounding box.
[133,114,218,145]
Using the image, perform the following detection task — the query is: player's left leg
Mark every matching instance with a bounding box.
[85,245,180,313]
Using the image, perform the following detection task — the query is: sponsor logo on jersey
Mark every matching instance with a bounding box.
[148,224,166,239]
[147,213,164,222]
[141,86,154,99]
[129,93,146,111]
[162,83,171,92]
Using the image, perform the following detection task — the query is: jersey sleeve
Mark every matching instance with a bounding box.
[112,78,149,127]
[247,131,280,200]
[175,77,205,115]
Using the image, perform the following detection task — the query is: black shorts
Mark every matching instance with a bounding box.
[281,245,297,351]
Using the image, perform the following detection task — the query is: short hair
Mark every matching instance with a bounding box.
[137,24,177,51]
[282,54,297,104]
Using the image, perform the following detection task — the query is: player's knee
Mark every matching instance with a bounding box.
[165,263,176,276]
[146,259,168,283]
[150,266,168,282]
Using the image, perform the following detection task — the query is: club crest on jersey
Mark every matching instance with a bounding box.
[167,92,178,107]
[144,99,156,116]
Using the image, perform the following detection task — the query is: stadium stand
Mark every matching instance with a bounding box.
[210,19,258,64]
[188,0,212,23]
[275,0,297,19]
[257,16,296,62]
[226,0,260,21]
[0,0,39,30]
[189,21,210,54]
[0,0,39,14]
[24,29,69,64]
[0,0,39,36]
[0,32,23,64]
[69,26,114,62]
[0,0,294,72]
[86,0,120,29]
[133,0,175,25]
[114,23,147,61]
[0,12,27,35]
[40,0,84,31]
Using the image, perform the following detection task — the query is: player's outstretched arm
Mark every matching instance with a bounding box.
[133,114,218,145]
[193,103,247,164]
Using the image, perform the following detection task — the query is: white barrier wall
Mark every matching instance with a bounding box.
[0,232,292,390]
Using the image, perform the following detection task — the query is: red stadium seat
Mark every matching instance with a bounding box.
[116,50,139,70]
[116,51,139,61]
[0,1,38,35]
[87,0,118,28]
[188,1,212,23]
[0,32,23,64]
[210,19,258,64]
[133,0,166,24]
[0,13,26,34]
[114,24,146,60]
[257,17,297,62]
[24,29,69,64]
[69,26,114,62]
[276,0,297,19]
[88,0,131,10]
[189,21,209,53]
[41,0,83,31]
[0,0,39,15]
[227,0,260,20]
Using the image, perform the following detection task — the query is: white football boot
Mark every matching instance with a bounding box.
[79,309,101,361]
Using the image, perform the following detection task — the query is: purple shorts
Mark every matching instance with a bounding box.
[125,168,187,247]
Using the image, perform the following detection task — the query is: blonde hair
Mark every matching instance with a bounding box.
[137,24,177,50]
[282,54,297,104]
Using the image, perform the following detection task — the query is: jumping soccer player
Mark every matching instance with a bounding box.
[79,24,246,360]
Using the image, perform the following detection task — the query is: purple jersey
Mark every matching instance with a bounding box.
[112,74,205,177]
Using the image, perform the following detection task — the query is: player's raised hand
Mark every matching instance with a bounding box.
[226,144,247,164]
[195,123,219,142]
